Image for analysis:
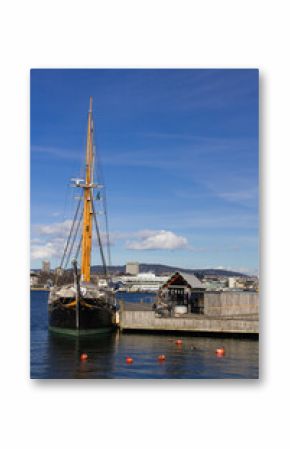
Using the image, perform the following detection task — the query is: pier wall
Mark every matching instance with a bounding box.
[204,292,259,316]
[119,310,259,334]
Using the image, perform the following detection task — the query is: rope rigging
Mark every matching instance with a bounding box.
[92,134,112,272]
[63,208,83,269]
[59,195,82,269]
[90,190,108,277]
[74,235,82,261]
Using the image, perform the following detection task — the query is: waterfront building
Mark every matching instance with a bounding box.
[158,272,206,313]
[42,260,50,273]
[126,261,139,275]
[115,272,169,292]
[157,272,259,316]
[227,276,258,291]
[30,271,40,287]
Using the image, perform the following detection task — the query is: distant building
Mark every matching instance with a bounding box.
[202,274,228,291]
[228,277,236,289]
[114,272,169,292]
[42,260,50,273]
[206,275,259,292]
[55,267,64,277]
[244,277,259,291]
[30,272,39,287]
[126,261,139,275]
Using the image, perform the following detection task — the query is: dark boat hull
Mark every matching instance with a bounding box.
[48,302,116,336]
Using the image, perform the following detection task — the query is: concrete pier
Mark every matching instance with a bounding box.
[119,302,259,335]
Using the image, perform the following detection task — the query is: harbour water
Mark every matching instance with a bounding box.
[31,291,259,379]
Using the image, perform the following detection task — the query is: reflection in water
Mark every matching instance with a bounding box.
[31,291,259,379]
[46,333,118,379]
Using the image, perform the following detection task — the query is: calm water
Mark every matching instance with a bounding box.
[30,291,259,379]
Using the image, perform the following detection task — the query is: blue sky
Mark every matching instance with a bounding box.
[30,69,259,274]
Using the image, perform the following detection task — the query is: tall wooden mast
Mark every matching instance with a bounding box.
[81,97,94,282]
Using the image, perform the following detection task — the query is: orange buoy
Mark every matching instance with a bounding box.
[158,354,166,362]
[175,339,183,345]
[216,347,225,357]
[80,353,88,361]
[126,356,133,364]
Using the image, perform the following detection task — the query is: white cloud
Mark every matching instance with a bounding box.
[216,188,258,206]
[31,239,65,260]
[126,230,188,250]
[34,220,73,237]
[31,219,72,261]
[31,217,117,261]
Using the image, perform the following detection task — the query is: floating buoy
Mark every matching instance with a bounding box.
[175,339,183,345]
[158,354,166,362]
[216,347,225,357]
[126,356,133,364]
[80,353,88,361]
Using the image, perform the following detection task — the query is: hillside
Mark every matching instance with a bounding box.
[33,263,250,278]
[90,263,248,278]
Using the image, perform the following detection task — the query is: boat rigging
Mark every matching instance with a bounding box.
[48,97,117,336]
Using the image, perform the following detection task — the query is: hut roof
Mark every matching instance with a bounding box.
[161,271,203,289]
[179,272,203,288]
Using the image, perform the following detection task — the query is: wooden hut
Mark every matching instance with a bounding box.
[158,272,206,314]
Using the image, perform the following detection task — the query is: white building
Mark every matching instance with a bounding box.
[115,272,169,292]
[228,277,236,289]
[42,260,50,273]
[126,261,139,275]
[30,272,39,287]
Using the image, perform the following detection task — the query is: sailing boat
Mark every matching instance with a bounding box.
[48,97,117,336]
